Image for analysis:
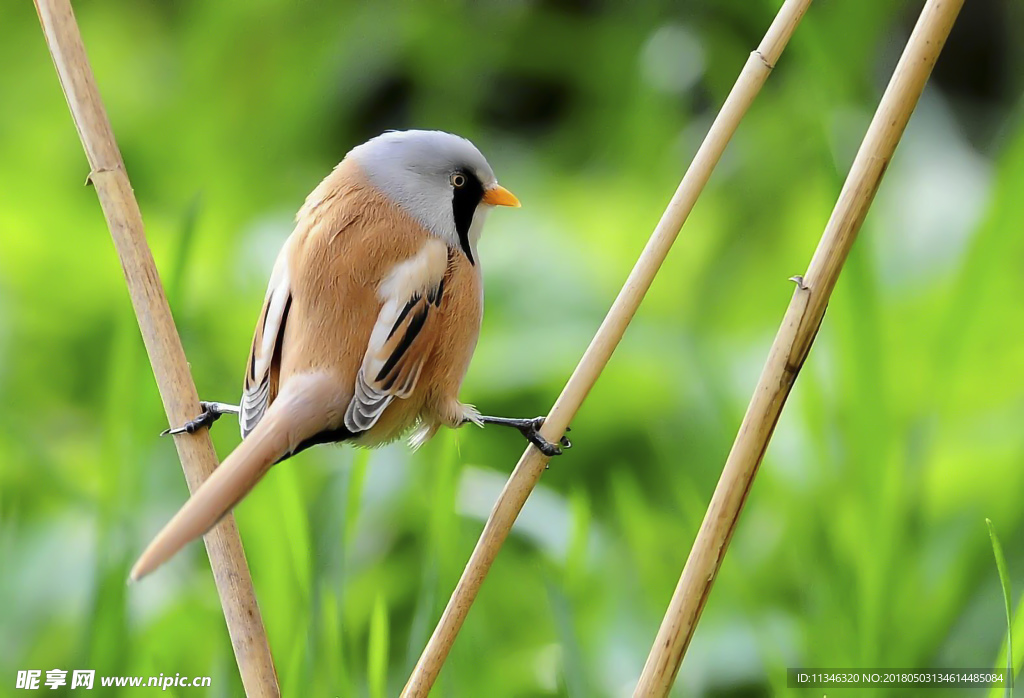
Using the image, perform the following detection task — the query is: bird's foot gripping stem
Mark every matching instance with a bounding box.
[477,415,571,457]
[161,401,240,436]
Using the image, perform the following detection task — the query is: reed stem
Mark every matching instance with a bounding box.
[402,1,813,694]
[633,1,964,695]
[33,2,280,695]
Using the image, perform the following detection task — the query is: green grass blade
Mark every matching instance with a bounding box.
[989,602,1024,698]
[166,193,202,309]
[987,519,1013,698]
[368,592,390,698]
[345,449,371,548]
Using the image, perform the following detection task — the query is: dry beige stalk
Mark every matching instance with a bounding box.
[33,1,280,696]
[402,1,813,694]
[633,1,964,695]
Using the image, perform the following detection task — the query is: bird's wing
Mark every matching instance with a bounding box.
[240,237,293,438]
[344,241,451,433]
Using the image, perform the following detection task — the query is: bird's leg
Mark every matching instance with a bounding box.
[472,415,571,457]
[161,401,240,436]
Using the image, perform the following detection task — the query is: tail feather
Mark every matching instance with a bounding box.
[130,374,333,581]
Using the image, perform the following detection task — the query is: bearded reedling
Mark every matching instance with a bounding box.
[132,130,569,581]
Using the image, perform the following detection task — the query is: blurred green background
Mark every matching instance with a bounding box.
[2,0,1024,696]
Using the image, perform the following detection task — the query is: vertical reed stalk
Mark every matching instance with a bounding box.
[633,1,964,695]
[34,2,280,695]
[402,1,813,694]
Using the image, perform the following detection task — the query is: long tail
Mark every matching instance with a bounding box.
[130,375,331,581]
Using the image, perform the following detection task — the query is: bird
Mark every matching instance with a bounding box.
[130,130,570,581]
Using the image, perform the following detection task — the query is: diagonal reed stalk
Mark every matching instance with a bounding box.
[33,1,280,696]
[632,1,964,695]
[402,0,813,693]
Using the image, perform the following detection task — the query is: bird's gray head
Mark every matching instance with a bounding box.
[348,130,519,265]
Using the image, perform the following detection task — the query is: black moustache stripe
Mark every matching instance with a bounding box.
[451,170,484,265]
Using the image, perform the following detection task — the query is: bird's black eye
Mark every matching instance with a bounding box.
[450,173,467,188]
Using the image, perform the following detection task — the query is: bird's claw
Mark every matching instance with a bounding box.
[161,402,224,436]
[518,416,571,457]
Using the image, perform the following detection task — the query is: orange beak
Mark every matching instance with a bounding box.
[482,184,521,208]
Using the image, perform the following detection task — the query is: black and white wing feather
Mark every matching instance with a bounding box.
[241,240,293,438]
